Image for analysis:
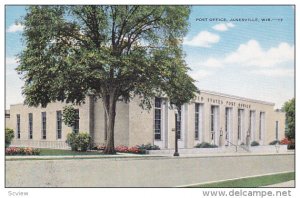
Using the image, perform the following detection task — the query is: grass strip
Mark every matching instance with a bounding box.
[38,148,105,156]
[186,172,295,188]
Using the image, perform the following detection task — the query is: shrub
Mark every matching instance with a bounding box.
[195,142,218,148]
[115,145,146,154]
[251,141,260,146]
[94,144,106,150]
[128,146,146,154]
[5,128,14,148]
[77,133,91,151]
[287,139,295,150]
[5,147,40,155]
[136,143,160,150]
[288,143,295,150]
[115,145,129,153]
[269,140,280,145]
[66,133,79,151]
[280,137,291,145]
[66,132,91,151]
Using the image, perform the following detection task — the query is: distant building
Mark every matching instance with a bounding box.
[5,90,285,149]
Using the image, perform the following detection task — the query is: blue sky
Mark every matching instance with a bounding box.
[5,5,294,109]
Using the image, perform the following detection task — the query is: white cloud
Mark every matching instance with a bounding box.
[251,68,294,77]
[196,40,294,70]
[212,22,235,31]
[183,31,220,48]
[6,23,24,33]
[6,57,19,66]
[188,40,294,79]
[198,58,223,68]
[224,40,294,67]
[189,69,212,81]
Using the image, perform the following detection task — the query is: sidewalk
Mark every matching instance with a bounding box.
[263,180,295,187]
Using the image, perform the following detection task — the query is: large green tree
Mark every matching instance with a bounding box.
[17,5,197,154]
[283,98,295,140]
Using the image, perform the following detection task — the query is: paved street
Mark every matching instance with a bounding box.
[6,153,294,187]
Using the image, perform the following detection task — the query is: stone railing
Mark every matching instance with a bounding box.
[10,139,70,149]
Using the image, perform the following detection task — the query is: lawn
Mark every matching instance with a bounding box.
[186,172,295,188]
[39,148,104,156]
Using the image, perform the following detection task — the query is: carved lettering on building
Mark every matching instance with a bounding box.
[194,96,251,109]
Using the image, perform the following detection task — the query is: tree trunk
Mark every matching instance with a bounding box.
[103,92,117,154]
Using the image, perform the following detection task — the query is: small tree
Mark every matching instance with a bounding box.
[62,105,77,133]
[5,128,15,148]
[283,98,295,140]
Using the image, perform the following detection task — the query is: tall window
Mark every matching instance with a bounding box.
[28,113,33,139]
[259,112,265,140]
[210,106,214,133]
[176,106,182,139]
[74,109,80,133]
[195,103,200,140]
[57,111,62,139]
[249,111,255,138]
[210,106,216,140]
[154,97,162,140]
[16,114,20,139]
[275,121,279,140]
[238,109,243,140]
[225,108,230,140]
[41,112,46,139]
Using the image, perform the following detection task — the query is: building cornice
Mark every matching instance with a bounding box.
[199,89,275,106]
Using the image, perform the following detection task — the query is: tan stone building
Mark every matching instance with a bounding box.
[5,90,286,149]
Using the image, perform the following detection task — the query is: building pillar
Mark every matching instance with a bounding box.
[89,95,95,146]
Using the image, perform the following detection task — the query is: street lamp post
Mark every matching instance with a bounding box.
[174,108,179,156]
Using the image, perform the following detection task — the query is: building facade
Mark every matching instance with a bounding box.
[5,90,286,149]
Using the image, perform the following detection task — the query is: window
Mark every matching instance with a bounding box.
[210,106,214,133]
[154,97,162,140]
[41,112,46,139]
[249,111,255,138]
[195,103,199,140]
[28,113,33,139]
[57,111,62,139]
[259,112,265,140]
[176,106,182,139]
[238,109,243,140]
[225,108,230,140]
[73,109,80,133]
[275,121,279,140]
[16,114,20,139]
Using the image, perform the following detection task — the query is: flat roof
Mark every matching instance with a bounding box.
[6,89,276,109]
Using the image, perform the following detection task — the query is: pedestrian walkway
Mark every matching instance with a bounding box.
[263,180,295,187]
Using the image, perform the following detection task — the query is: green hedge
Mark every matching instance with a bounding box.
[251,141,260,146]
[195,142,218,148]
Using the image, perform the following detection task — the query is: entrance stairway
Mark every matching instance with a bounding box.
[226,141,251,153]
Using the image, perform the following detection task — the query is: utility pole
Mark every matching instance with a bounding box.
[174,108,179,156]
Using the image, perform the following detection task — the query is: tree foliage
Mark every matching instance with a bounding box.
[283,98,295,139]
[62,105,77,128]
[17,6,197,153]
